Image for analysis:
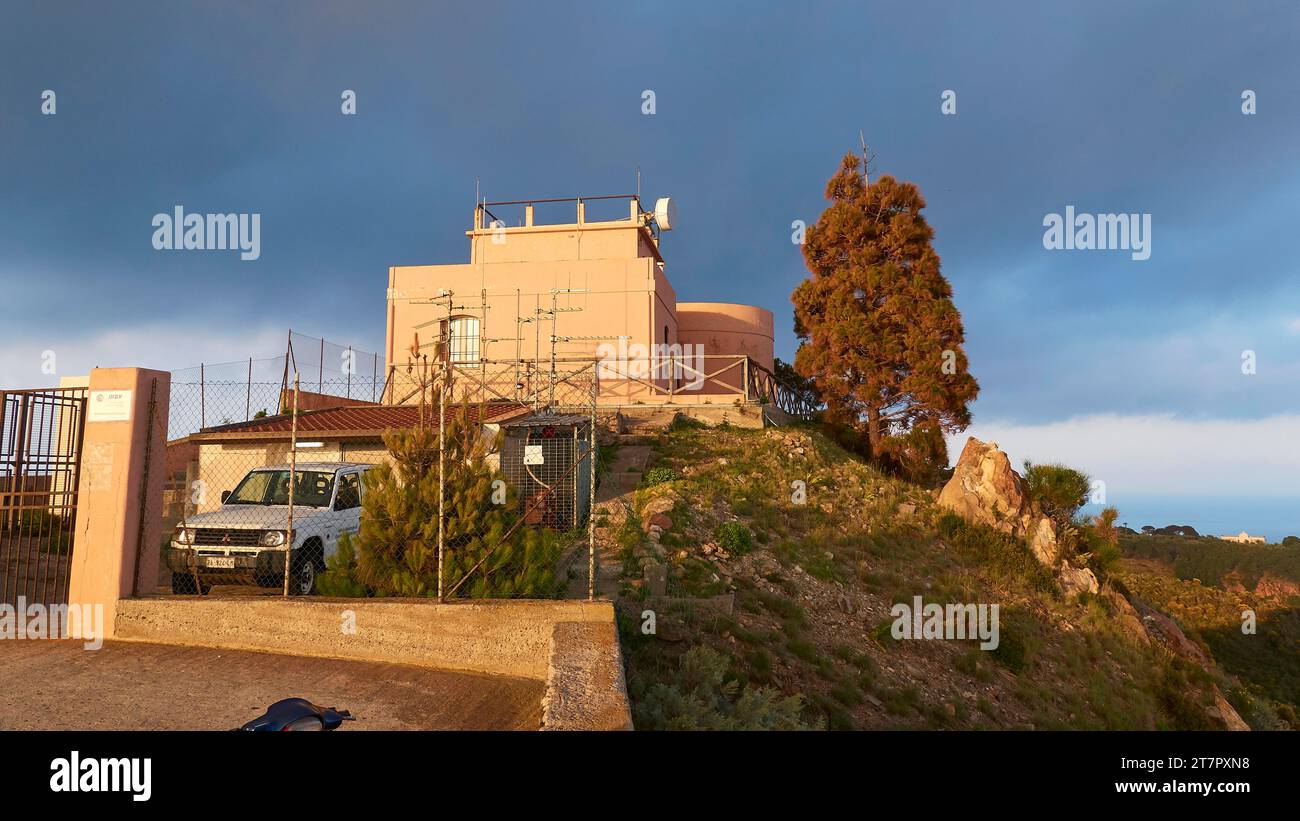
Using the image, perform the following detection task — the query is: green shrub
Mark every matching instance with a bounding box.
[753,589,805,625]
[786,637,822,663]
[879,685,921,716]
[988,607,1041,675]
[809,692,855,730]
[830,678,864,707]
[1078,521,1122,579]
[633,646,819,730]
[990,629,1029,674]
[938,513,1056,594]
[1156,658,1220,730]
[746,648,774,683]
[1022,462,1091,526]
[677,557,730,597]
[955,649,983,678]
[715,521,754,554]
[642,466,680,487]
[937,511,965,541]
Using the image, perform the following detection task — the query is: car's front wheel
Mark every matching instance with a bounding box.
[290,555,317,596]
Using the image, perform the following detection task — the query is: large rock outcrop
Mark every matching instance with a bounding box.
[938,438,1034,534]
[939,437,1097,594]
[939,438,1061,561]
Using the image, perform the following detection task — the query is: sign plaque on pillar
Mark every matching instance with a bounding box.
[87,389,134,422]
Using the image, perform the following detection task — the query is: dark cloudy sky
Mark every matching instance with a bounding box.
[3,1,1298,532]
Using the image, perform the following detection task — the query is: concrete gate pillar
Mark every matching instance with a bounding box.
[68,368,170,640]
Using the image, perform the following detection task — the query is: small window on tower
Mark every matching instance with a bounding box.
[448,316,480,364]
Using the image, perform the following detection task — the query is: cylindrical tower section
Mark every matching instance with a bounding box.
[676,302,775,394]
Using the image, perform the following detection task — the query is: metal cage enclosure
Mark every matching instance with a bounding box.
[499,414,593,531]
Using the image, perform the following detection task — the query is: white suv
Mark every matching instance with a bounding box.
[167,462,372,595]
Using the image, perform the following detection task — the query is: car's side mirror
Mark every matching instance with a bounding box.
[221,490,231,503]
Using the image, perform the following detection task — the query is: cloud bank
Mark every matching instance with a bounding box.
[951,414,1300,500]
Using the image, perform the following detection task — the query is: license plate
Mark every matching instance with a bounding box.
[206,557,236,569]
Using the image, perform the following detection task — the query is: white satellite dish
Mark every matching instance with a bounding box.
[653,197,677,231]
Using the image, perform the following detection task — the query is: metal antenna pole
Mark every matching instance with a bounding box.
[588,378,597,601]
[284,373,299,597]
[515,289,521,396]
[437,349,446,602]
[533,301,541,413]
[550,291,558,409]
[480,287,488,384]
[437,289,453,601]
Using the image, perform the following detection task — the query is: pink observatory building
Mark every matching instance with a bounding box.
[384,195,788,410]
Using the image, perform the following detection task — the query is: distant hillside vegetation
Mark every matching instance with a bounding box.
[1120,534,1300,590]
[1117,534,1299,728]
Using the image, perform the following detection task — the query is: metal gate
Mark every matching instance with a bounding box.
[0,387,87,607]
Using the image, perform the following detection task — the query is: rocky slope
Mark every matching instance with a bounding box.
[611,420,1291,730]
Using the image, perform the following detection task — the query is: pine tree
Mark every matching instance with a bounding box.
[351,421,441,595]
[792,152,979,465]
[349,401,562,598]
[437,402,563,597]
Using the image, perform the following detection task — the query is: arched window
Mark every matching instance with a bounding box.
[447,316,480,364]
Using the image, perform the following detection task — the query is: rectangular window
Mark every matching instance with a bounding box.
[449,316,480,364]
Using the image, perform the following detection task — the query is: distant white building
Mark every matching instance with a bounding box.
[1220,530,1266,544]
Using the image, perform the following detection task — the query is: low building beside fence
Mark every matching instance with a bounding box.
[170,402,528,515]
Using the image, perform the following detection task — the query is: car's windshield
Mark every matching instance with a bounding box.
[227,470,335,507]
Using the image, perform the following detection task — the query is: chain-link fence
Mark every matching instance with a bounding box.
[153,379,314,596]
[284,330,386,404]
[150,348,599,601]
[166,331,386,441]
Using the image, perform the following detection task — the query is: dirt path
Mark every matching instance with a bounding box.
[561,443,649,599]
[0,639,543,730]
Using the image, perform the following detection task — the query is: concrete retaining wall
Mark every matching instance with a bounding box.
[541,621,634,731]
[614,404,766,432]
[115,596,611,681]
[115,596,633,729]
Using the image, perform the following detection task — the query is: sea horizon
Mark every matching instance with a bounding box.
[1081,494,1300,544]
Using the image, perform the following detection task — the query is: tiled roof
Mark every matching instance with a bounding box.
[194,402,526,438]
[502,413,592,428]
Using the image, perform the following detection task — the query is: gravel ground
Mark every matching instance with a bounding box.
[0,639,543,730]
